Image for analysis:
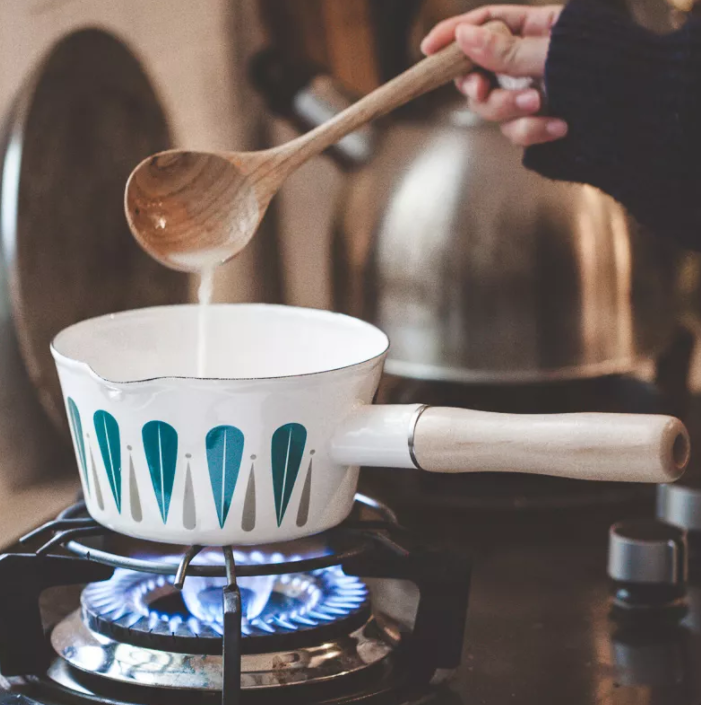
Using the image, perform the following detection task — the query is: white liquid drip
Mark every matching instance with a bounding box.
[197,269,214,377]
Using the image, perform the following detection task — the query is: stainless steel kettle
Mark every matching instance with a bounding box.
[333,98,678,383]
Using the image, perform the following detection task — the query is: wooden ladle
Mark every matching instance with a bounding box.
[125,23,509,271]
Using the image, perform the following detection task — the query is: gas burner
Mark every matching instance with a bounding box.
[0,495,471,705]
[81,559,370,653]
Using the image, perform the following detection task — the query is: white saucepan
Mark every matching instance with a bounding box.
[51,304,689,545]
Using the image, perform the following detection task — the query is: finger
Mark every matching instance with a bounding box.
[455,24,550,76]
[455,72,491,102]
[501,117,568,146]
[458,84,542,122]
[421,5,562,54]
[457,5,562,36]
[421,9,492,54]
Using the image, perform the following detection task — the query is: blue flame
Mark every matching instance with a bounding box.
[82,550,368,638]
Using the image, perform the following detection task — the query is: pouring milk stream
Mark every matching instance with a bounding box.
[197,270,214,377]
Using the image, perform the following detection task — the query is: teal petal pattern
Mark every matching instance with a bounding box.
[206,425,245,528]
[271,423,307,527]
[67,398,89,494]
[94,410,121,512]
[142,421,178,523]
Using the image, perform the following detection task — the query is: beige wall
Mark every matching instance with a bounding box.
[269,119,340,310]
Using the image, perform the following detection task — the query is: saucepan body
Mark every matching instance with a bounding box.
[51,304,689,545]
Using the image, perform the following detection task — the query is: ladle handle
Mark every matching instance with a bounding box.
[276,20,510,172]
[331,406,690,484]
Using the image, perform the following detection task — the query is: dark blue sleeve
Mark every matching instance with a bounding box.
[523,0,701,251]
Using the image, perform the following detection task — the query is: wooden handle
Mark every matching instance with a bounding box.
[413,408,690,483]
[273,20,509,174]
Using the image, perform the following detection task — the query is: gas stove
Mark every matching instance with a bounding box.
[0,494,471,705]
[7,477,701,705]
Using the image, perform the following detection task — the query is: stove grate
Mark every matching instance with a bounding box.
[1,494,472,705]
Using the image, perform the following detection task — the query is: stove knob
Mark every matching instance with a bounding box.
[657,482,701,532]
[608,521,687,613]
[609,521,687,585]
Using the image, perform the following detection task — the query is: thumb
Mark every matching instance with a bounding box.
[455,24,549,78]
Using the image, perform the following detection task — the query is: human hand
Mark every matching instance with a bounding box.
[421,5,567,146]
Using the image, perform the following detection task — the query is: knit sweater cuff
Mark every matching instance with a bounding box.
[523,0,701,249]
